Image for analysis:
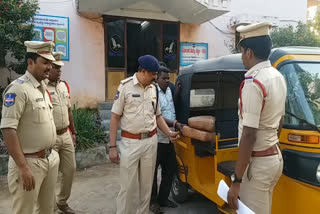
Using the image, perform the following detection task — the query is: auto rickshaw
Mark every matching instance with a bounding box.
[171,46,320,213]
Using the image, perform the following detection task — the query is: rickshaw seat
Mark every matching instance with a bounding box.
[192,139,238,157]
[214,109,238,139]
[217,161,235,176]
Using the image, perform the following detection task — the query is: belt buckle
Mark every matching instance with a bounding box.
[141,132,150,140]
[44,148,52,158]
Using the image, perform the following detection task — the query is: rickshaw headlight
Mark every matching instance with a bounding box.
[317,163,320,183]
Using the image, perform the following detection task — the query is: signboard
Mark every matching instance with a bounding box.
[32,14,69,61]
[180,42,208,66]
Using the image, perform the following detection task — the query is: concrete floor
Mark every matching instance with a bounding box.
[0,161,220,214]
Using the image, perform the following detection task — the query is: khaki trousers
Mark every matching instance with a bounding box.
[53,131,76,205]
[239,147,283,214]
[8,150,60,214]
[116,135,158,214]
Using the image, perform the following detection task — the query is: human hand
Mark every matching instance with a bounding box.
[227,182,240,210]
[72,134,76,147]
[109,147,120,164]
[169,131,180,142]
[19,165,35,191]
[175,122,185,132]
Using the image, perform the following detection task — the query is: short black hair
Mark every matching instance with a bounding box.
[25,52,40,65]
[239,36,272,60]
[157,66,170,79]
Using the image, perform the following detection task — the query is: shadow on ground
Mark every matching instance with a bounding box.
[0,161,220,214]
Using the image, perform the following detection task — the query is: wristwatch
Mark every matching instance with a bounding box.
[231,173,242,183]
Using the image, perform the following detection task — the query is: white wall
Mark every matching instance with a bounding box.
[38,0,105,108]
[209,0,308,57]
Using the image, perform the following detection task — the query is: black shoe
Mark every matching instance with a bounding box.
[159,199,178,208]
[56,203,75,214]
[150,201,165,214]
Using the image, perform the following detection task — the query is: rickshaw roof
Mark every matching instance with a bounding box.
[179,54,245,76]
[179,46,320,76]
[269,46,320,64]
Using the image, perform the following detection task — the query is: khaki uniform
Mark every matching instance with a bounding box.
[238,61,287,214]
[1,71,59,214]
[46,80,76,206]
[112,73,161,214]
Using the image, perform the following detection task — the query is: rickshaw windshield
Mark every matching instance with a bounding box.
[279,62,320,130]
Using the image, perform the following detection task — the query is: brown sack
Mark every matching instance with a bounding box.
[188,116,215,132]
[182,125,216,142]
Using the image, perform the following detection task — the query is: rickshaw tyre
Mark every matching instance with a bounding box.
[171,173,188,203]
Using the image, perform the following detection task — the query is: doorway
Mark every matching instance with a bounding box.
[104,16,179,99]
[127,20,161,76]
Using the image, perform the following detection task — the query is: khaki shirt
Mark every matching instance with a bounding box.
[238,61,287,151]
[0,71,57,153]
[111,73,161,134]
[46,80,71,130]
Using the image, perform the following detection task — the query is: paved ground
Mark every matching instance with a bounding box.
[0,161,219,214]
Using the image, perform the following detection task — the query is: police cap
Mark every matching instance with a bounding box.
[138,55,160,72]
[236,22,272,44]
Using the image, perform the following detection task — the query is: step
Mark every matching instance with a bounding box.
[99,110,112,120]
[98,102,113,110]
[101,119,110,130]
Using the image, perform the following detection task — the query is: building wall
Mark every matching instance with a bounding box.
[180,23,231,59]
[180,0,308,58]
[308,0,320,8]
[36,0,307,107]
[307,0,320,20]
[38,0,105,108]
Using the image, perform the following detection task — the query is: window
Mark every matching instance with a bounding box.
[163,23,178,70]
[105,19,125,68]
[279,63,320,130]
[190,88,215,108]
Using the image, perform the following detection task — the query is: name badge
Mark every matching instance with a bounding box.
[132,94,141,97]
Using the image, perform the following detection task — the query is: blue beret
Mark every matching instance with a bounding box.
[138,55,160,72]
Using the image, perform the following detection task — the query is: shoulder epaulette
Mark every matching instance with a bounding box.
[120,77,133,85]
[16,75,27,84]
[2,77,24,96]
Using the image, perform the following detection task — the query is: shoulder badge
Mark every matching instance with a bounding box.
[115,90,120,100]
[4,93,16,107]
[120,77,133,85]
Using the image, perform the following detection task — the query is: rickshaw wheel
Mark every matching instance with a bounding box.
[171,173,188,203]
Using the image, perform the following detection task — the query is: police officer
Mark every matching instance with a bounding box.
[1,41,59,214]
[227,22,287,214]
[109,55,180,214]
[46,52,76,214]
